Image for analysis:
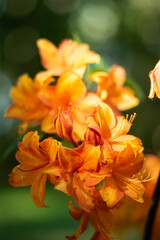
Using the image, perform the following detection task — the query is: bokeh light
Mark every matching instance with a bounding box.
[69,1,119,44]
[43,0,81,14]
[3,27,39,64]
[5,0,38,18]
[138,16,160,57]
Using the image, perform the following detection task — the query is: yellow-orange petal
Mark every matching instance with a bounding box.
[90,71,109,84]
[37,39,59,70]
[68,201,84,221]
[73,184,95,212]
[114,172,145,203]
[40,138,58,163]
[11,74,36,102]
[55,107,77,145]
[66,212,89,240]
[78,145,100,172]
[111,135,143,152]
[111,116,132,140]
[110,65,126,88]
[115,144,144,177]
[35,70,56,86]
[5,104,29,121]
[9,166,42,187]
[31,173,48,208]
[21,131,39,149]
[148,60,160,99]
[58,146,83,172]
[15,149,46,171]
[56,71,86,103]
[112,87,139,111]
[97,103,116,138]
[41,110,57,133]
[100,177,124,208]
[54,180,69,195]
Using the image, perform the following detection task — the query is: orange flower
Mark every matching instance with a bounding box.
[5,74,50,134]
[83,103,145,207]
[55,107,78,146]
[39,71,101,141]
[36,39,100,80]
[148,60,160,99]
[90,65,139,111]
[66,201,112,240]
[85,103,142,152]
[54,140,144,211]
[99,144,145,208]
[113,154,160,240]
[54,143,101,212]
[9,131,59,208]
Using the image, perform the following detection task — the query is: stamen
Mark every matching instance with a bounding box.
[128,113,137,123]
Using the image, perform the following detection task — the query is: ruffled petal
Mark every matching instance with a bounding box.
[41,110,57,133]
[58,146,83,171]
[66,211,89,240]
[110,116,132,139]
[100,177,124,208]
[148,60,160,99]
[115,144,144,177]
[37,39,60,70]
[97,103,116,138]
[9,166,42,187]
[31,173,48,208]
[114,172,145,203]
[56,71,86,103]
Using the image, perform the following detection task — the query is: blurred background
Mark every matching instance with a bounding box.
[0,0,160,239]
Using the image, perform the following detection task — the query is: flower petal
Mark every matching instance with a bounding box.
[97,103,116,138]
[58,146,83,171]
[114,172,145,203]
[31,173,48,208]
[66,211,89,240]
[148,60,160,99]
[100,177,124,208]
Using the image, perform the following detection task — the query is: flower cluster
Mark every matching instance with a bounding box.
[6,39,146,239]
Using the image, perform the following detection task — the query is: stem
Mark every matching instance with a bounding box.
[143,171,160,240]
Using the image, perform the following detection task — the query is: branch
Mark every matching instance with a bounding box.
[143,171,160,240]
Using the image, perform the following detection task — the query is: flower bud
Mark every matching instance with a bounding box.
[55,107,77,146]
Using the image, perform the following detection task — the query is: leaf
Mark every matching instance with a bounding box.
[125,77,145,101]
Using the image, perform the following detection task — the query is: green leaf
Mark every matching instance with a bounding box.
[125,77,146,102]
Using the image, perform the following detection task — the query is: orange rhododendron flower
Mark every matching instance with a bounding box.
[90,65,139,111]
[113,153,160,240]
[9,131,59,208]
[39,71,101,141]
[85,103,142,152]
[36,39,100,80]
[53,140,144,211]
[99,144,145,207]
[66,201,112,240]
[54,143,101,212]
[148,60,160,99]
[6,36,149,240]
[84,103,145,206]
[5,74,50,134]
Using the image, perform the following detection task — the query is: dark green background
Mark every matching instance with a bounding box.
[0,0,160,239]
